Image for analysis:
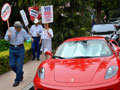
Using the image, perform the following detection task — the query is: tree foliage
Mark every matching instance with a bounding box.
[37,0,91,48]
[89,0,120,23]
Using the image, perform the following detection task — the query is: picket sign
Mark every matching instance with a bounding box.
[28,6,41,21]
[30,9,39,18]
[41,5,53,23]
[1,3,11,21]
[20,10,29,26]
[1,3,11,31]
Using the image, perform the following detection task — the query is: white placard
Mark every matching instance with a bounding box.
[1,3,11,21]
[20,10,29,26]
[41,5,53,23]
[30,9,39,18]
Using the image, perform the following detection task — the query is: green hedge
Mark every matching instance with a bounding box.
[0,43,32,75]
[0,39,9,52]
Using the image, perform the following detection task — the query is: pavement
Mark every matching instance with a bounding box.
[0,54,46,90]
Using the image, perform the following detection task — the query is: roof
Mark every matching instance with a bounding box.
[64,36,105,42]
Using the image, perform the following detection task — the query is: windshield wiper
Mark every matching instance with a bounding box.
[71,56,93,59]
[52,56,65,59]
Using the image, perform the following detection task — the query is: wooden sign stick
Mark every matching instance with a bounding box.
[7,20,11,32]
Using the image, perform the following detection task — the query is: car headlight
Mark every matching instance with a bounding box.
[105,66,118,79]
[38,67,45,79]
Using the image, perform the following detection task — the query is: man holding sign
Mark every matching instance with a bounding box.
[1,3,31,87]
[4,21,32,87]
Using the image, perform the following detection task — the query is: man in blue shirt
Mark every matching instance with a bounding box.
[4,21,31,87]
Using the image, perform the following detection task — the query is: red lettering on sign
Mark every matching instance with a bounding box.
[44,11,51,19]
[44,12,51,15]
[2,10,9,18]
[45,15,51,19]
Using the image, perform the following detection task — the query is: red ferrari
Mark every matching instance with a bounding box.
[34,36,120,90]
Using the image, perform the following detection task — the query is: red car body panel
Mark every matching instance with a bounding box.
[34,36,120,90]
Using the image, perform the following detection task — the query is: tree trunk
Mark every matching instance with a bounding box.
[96,1,101,24]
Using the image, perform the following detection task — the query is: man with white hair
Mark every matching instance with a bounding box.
[4,21,31,87]
[30,18,43,61]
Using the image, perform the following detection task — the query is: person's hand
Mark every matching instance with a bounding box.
[8,30,12,38]
[31,38,34,43]
[37,32,40,36]
[39,39,42,45]
[47,30,52,37]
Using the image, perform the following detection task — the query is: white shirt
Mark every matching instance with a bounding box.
[30,24,43,37]
[41,28,53,40]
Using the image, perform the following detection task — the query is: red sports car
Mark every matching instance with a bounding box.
[34,36,120,90]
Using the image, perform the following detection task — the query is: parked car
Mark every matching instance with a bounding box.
[91,24,120,43]
[109,18,120,30]
[34,36,120,90]
[91,24,117,38]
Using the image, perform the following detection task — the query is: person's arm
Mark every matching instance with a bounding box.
[23,29,33,43]
[39,38,42,44]
[39,25,43,36]
[47,29,53,38]
[4,29,12,41]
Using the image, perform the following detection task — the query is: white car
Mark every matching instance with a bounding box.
[91,24,117,39]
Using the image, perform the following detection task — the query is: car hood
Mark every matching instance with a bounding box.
[54,57,108,83]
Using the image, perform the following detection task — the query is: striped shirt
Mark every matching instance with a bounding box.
[4,27,31,45]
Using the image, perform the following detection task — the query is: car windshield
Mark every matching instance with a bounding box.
[54,40,112,59]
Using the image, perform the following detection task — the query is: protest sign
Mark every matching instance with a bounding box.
[28,6,41,21]
[41,5,53,23]
[1,3,11,21]
[20,10,29,26]
[1,3,11,32]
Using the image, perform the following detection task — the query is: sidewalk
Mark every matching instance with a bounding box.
[0,54,45,90]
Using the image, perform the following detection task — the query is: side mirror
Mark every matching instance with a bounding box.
[45,51,53,57]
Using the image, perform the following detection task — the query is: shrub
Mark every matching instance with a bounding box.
[0,39,9,52]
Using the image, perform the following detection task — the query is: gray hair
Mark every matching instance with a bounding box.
[14,21,23,29]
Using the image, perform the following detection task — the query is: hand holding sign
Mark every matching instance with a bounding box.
[1,3,11,32]
[8,29,12,38]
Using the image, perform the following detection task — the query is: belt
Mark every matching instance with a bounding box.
[10,44,23,48]
[32,36,40,38]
